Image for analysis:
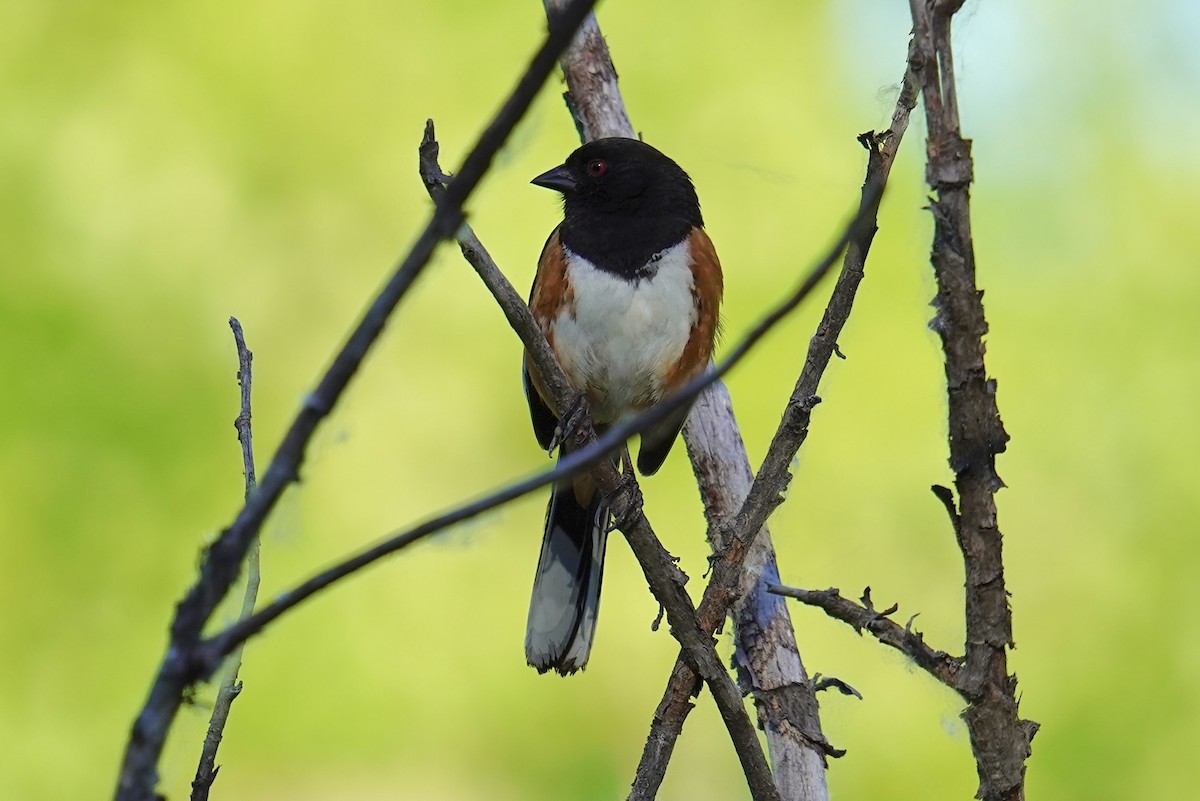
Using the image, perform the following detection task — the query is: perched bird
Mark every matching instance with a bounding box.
[523,137,723,675]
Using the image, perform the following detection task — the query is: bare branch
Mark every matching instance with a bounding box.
[732,60,918,547]
[811,675,862,701]
[769,584,965,691]
[633,61,920,801]
[191,318,262,801]
[150,106,874,801]
[202,140,878,670]
[907,0,1039,798]
[930,483,960,529]
[114,3,603,798]
[423,118,850,801]
[417,121,878,456]
[530,9,834,793]
[228,318,258,499]
[539,1,634,141]
[202,417,661,659]
[418,124,571,408]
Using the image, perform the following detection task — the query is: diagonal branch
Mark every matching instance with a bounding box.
[632,57,921,801]
[199,127,879,679]
[724,70,918,546]
[113,2,602,798]
[534,4,836,796]
[420,121,878,426]
[199,399,720,664]
[418,119,875,801]
[160,109,878,801]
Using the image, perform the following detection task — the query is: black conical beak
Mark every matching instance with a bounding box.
[531,164,576,193]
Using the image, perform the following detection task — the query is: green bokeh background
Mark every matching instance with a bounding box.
[4,1,1197,799]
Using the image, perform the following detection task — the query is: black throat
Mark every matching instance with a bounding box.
[559,212,694,279]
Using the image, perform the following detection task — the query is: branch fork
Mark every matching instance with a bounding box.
[114,4,1041,801]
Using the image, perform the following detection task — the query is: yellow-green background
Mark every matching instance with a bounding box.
[3,1,1196,799]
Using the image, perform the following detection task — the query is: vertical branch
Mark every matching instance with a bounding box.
[191,319,262,801]
[634,66,919,801]
[908,2,1038,799]
[229,318,259,501]
[537,3,829,798]
[421,118,895,801]
[539,1,633,141]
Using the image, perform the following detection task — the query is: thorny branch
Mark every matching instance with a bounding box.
[111,110,878,801]
[419,119,892,801]
[114,4,1040,801]
[534,4,842,796]
[778,4,1039,796]
[768,585,965,690]
[114,2,602,798]
[633,61,920,801]
[909,0,1039,798]
[203,142,879,670]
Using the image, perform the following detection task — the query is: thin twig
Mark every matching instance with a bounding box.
[191,318,261,801]
[811,675,862,700]
[632,59,921,801]
[203,420,654,657]
[229,318,259,500]
[113,3,602,798]
[769,584,965,690]
[907,1,1038,798]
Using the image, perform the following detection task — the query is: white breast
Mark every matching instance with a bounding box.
[550,240,697,422]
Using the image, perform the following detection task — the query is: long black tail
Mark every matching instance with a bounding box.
[525,470,610,675]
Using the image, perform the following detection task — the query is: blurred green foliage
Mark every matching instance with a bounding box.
[3,1,1198,799]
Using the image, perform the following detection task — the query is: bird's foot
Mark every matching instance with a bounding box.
[549,392,592,455]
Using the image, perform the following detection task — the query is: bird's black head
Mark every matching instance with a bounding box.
[532,138,703,275]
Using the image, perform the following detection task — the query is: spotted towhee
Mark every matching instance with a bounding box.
[523,138,723,675]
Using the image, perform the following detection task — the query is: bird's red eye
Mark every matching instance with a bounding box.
[586,159,607,177]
